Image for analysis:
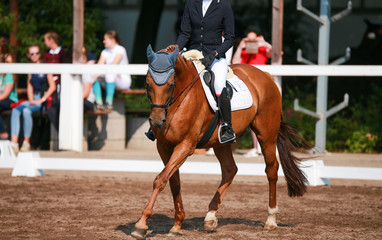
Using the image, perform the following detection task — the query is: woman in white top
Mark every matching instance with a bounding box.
[93,30,131,110]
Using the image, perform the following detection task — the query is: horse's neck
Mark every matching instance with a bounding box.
[172,58,204,111]
[175,58,199,92]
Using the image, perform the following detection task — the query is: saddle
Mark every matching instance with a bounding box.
[182,50,252,113]
[202,70,234,101]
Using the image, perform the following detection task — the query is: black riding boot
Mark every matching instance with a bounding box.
[217,87,236,144]
[145,128,156,141]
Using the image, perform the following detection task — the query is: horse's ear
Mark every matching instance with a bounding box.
[169,46,179,65]
[147,44,155,64]
[364,18,373,28]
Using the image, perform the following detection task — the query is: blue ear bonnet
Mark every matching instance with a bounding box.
[147,45,178,86]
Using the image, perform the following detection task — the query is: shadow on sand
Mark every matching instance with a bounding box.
[116,214,295,238]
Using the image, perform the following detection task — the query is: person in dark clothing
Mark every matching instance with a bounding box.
[146,0,236,143]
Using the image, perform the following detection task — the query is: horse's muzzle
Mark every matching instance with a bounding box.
[149,116,166,128]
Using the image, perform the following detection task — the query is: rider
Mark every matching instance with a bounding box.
[146,0,236,144]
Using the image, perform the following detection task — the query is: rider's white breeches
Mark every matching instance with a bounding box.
[211,58,228,96]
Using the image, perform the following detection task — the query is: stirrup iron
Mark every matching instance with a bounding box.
[218,123,236,144]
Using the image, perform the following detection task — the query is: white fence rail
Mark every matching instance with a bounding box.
[1,63,382,76]
[0,63,381,152]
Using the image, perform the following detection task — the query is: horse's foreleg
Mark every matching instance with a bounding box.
[204,145,238,232]
[168,169,185,235]
[132,143,190,239]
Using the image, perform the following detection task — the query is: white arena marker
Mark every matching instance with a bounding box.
[300,160,330,186]
[12,152,46,177]
[0,140,17,168]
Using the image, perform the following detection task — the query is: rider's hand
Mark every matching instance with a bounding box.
[202,51,216,68]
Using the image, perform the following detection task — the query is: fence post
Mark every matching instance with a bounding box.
[59,74,83,152]
[295,0,352,153]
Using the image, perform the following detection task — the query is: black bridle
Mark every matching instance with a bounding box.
[147,63,203,114]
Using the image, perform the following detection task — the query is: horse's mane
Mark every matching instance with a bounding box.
[160,45,179,54]
[159,45,205,69]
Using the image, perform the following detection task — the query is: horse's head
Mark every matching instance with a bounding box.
[146,44,179,128]
[359,19,382,52]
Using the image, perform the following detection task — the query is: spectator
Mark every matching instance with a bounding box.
[232,31,272,157]
[10,45,56,152]
[93,30,131,111]
[232,31,272,65]
[63,45,98,112]
[43,32,66,150]
[0,59,18,140]
[81,47,98,112]
[0,36,13,63]
[43,32,67,87]
[0,36,16,140]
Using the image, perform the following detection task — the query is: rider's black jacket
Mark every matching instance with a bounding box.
[176,0,235,59]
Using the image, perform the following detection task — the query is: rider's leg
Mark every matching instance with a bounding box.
[211,58,235,143]
[211,58,227,96]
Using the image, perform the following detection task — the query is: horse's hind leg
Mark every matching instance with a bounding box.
[251,112,280,229]
[204,145,238,232]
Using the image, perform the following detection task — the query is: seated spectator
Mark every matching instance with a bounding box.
[93,30,131,110]
[81,47,98,112]
[43,32,67,87]
[10,45,56,152]
[0,69,18,140]
[43,32,66,150]
[65,45,98,113]
[0,36,17,140]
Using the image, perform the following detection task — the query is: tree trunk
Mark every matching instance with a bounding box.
[9,0,18,61]
[132,0,165,64]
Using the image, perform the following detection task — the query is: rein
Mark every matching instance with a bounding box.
[167,68,203,106]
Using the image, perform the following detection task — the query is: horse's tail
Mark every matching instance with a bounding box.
[277,114,312,197]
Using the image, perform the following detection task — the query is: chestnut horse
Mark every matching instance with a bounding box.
[131,45,310,239]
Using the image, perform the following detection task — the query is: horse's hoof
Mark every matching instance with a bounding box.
[168,231,182,236]
[131,228,147,239]
[204,219,218,232]
[169,226,182,236]
[264,223,278,230]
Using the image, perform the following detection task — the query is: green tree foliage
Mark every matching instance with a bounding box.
[0,0,105,63]
[281,80,382,153]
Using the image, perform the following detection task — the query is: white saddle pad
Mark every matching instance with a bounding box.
[192,61,253,112]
